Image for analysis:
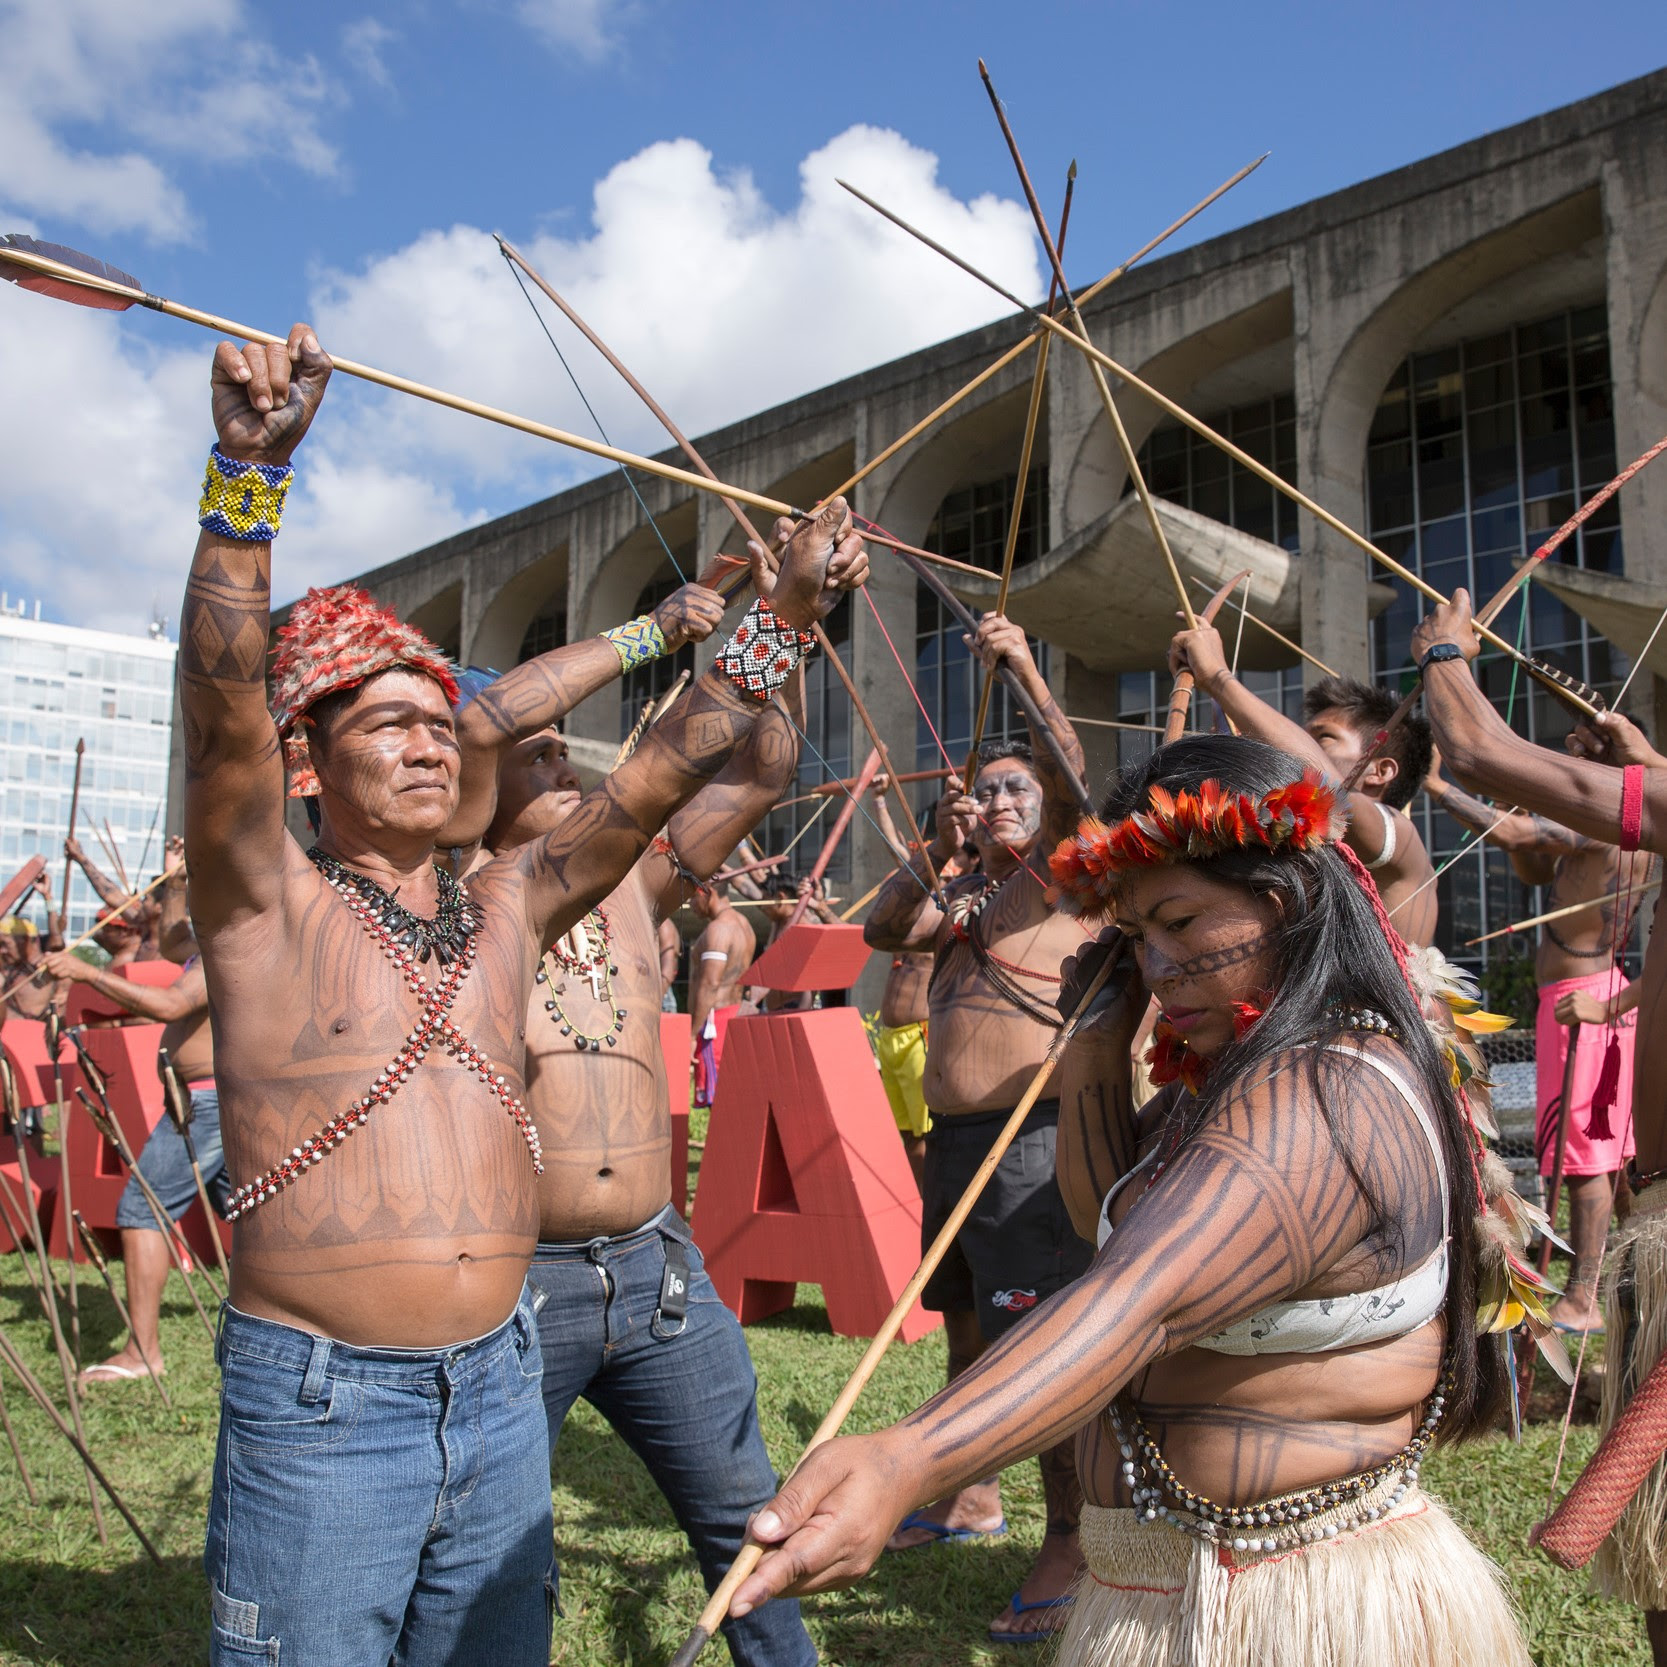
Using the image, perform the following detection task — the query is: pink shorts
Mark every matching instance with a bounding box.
[1535,968,1637,1177]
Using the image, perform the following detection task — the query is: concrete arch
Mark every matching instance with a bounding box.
[579,505,698,642]
[1639,252,1667,412]
[404,581,462,661]
[1059,289,1295,536]
[868,382,1041,553]
[1311,189,1604,515]
[466,545,568,671]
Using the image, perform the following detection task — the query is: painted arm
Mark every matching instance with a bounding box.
[970,614,1087,849]
[1171,624,1399,868]
[733,1047,1415,1611]
[688,929,740,1040]
[179,324,332,935]
[515,502,868,948]
[438,583,727,851]
[864,779,977,952]
[1411,591,1662,852]
[642,668,806,920]
[63,837,129,913]
[1053,934,1147,1243]
[156,837,197,963]
[38,957,208,1024]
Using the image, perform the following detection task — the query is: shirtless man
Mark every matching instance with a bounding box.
[485,677,816,1666]
[43,850,221,1386]
[863,613,1089,1642]
[1168,626,1439,945]
[64,835,161,955]
[1426,744,1655,1331]
[689,880,755,1106]
[659,915,683,1009]
[179,321,864,1664]
[1412,590,1667,1661]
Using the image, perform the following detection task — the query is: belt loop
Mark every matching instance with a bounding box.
[298,1334,332,1405]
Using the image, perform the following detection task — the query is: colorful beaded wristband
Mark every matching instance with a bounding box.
[715,598,816,702]
[198,446,293,542]
[601,613,669,673]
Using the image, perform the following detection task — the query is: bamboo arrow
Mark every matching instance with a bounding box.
[963,161,1075,787]
[493,236,942,891]
[1466,879,1661,947]
[832,184,1602,717]
[0,236,978,588]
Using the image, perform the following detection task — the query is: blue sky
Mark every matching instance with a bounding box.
[1,0,1664,634]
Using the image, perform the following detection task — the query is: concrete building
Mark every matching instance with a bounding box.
[1,604,175,937]
[291,69,1667,1001]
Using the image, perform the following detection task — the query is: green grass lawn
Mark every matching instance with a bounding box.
[0,1251,1651,1667]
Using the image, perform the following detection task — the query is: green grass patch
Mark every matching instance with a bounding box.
[0,1256,1650,1665]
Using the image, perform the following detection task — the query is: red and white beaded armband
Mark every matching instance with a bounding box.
[715,599,817,701]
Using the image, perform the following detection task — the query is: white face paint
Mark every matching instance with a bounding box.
[971,763,1043,858]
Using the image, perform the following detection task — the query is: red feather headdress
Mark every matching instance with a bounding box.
[269,585,459,798]
[1048,771,1345,917]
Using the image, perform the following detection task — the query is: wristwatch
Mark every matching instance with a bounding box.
[1419,642,1466,671]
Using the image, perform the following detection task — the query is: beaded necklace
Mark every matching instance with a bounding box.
[226,853,544,1219]
[536,908,628,1052]
[1109,1362,1452,1553]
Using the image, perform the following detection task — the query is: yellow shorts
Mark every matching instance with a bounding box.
[876,1021,930,1138]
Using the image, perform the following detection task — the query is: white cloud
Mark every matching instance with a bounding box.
[342,17,396,90]
[0,0,339,245]
[514,0,623,59]
[0,283,481,634]
[0,124,1042,634]
[307,125,1044,492]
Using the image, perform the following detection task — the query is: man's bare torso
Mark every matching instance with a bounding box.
[208,851,540,1349]
[1536,841,1653,984]
[881,952,931,1029]
[924,871,1082,1115]
[524,868,673,1240]
[696,910,754,1009]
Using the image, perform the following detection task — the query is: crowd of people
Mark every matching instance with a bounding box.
[3,321,1665,1666]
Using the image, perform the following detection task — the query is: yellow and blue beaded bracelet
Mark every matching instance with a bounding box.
[198,446,293,542]
[601,613,669,673]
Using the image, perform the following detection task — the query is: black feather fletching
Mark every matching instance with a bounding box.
[0,234,140,310]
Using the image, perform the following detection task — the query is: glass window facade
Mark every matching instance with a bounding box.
[1114,395,1304,775]
[0,619,177,937]
[1366,304,1626,967]
[914,469,1050,826]
[517,603,565,665]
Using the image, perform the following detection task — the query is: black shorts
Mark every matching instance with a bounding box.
[919,1099,1093,1341]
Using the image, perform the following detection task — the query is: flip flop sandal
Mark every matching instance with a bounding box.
[989,1591,1075,1645]
[78,1362,158,1385]
[890,1509,1008,1548]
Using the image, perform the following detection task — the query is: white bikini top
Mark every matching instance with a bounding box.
[1097,1044,1449,1356]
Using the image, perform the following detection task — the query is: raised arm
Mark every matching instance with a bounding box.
[438,583,726,852]
[180,324,332,933]
[641,663,808,920]
[514,501,868,947]
[39,957,208,1024]
[156,837,197,963]
[63,836,128,913]
[970,614,1086,849]
[1412,590,1662,851]
[732,1047,1415,1611]
[863,782,975,952]
[1171,624,1402,868]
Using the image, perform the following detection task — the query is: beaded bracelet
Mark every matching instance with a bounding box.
[715,598,816,702]
[198,446,293,541]
[601,614,669,673]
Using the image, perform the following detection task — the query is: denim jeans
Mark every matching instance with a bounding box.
[527,1206,817,1667]
[115,1086,231,1227]
[205,1288,553,1666]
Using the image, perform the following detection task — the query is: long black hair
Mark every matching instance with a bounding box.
[1104,735,1505,1442]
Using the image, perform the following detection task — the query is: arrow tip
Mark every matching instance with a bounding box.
[1068,159,1078,179]
[977,57,988,75]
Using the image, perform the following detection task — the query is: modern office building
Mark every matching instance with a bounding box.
[0,604,176,938]
[278,69,1667,1002]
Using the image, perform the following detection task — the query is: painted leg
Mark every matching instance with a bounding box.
[987,1438,1084,1641]
[1549,1173,1615,1332]
[886,1309,1005,1549]
[81,1229,171,1384]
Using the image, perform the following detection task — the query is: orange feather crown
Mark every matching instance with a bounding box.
[1047,772,1346,917]
[269,585,460,798]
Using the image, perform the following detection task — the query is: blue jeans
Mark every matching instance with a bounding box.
[116,1086,231,1227]
[205,1289,553,1666]
[527,1207,816,1667]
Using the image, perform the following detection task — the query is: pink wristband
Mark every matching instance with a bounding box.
[1621,763,1645,852]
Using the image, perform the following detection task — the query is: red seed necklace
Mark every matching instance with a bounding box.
[226,855,544,1219]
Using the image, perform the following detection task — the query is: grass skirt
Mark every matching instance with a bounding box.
[1057,1477,1530,1667]
[1593,1178,1667,1606]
